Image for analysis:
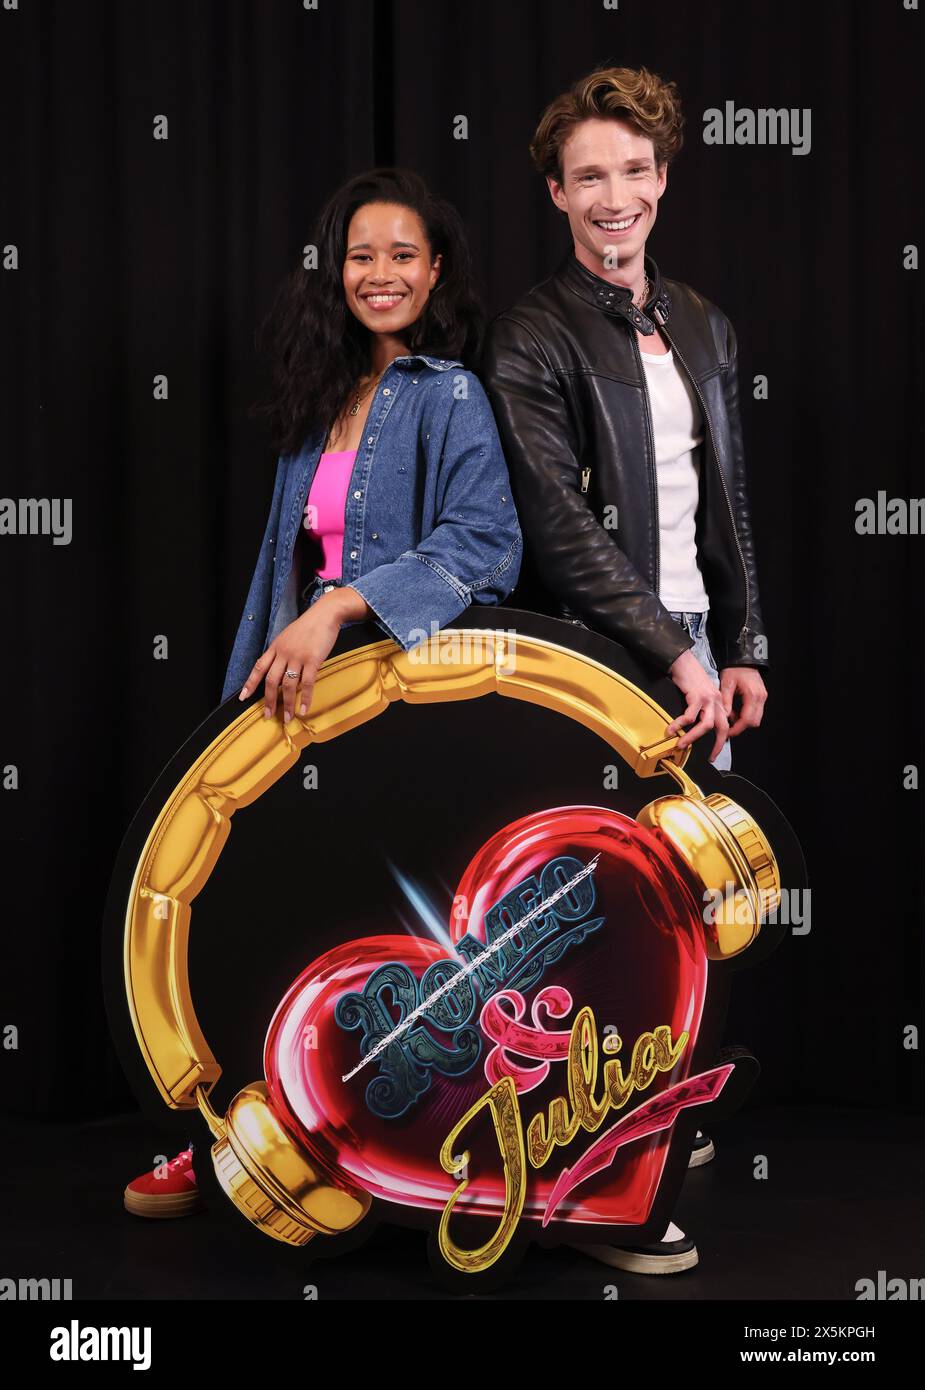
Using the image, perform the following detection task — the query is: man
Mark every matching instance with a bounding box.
[482,65,770,1273]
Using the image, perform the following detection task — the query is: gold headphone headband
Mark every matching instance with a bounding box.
[123,629,716,1112]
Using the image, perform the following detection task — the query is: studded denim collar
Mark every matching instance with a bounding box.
[389,353,462,372]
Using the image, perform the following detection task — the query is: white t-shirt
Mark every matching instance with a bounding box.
[639,346,710,613]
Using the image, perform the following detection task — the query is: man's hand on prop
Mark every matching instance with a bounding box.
[719,666,768,738]
[666,648,730,765]
[238,587,372,723]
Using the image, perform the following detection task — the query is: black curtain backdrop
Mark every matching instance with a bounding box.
[0,0,922,1121]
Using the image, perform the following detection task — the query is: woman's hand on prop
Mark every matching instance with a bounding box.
[719,666,768,738]
[238,588,371,723]
[666,648,730,764]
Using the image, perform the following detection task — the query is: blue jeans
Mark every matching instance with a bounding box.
[667,611,731,771]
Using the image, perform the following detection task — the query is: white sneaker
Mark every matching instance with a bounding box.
[688,1129,716,1168]
[568,1220,699,1274]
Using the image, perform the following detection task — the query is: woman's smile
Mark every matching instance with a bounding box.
[358,289,409,312]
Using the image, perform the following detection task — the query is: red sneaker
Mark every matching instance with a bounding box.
[123,1148,203,1219]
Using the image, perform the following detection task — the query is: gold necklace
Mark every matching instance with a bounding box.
[348,371,384,417]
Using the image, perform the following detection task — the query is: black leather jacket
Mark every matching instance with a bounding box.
[481,251,768,674]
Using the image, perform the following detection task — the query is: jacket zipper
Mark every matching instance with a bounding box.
[629,330,661,595]
[580,466,591,493]
[658,325,751,645]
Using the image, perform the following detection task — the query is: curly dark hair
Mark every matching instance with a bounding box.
[249,168,484,457]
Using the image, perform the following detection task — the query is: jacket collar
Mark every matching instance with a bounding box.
[557,250,671,335]
[389,353,462,372]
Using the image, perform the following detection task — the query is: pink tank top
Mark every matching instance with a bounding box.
[302,449,357,580]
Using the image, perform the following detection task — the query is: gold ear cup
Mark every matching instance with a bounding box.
[195,1083,371,1247]
[637,793,781,959]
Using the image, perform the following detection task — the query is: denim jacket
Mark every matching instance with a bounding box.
[221,353,522,702]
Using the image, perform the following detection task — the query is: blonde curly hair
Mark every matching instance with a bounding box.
[530,65,684,180]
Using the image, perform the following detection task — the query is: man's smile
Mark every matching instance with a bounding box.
[592,213,643,233]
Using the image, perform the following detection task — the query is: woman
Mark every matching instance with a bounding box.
[123,167,521,1218]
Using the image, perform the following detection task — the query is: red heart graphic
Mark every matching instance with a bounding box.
[264,807,710,1235]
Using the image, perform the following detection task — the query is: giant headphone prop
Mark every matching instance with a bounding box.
[104,610,803,1289]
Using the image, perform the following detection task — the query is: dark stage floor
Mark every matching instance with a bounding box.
[2,1105,922,1301]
